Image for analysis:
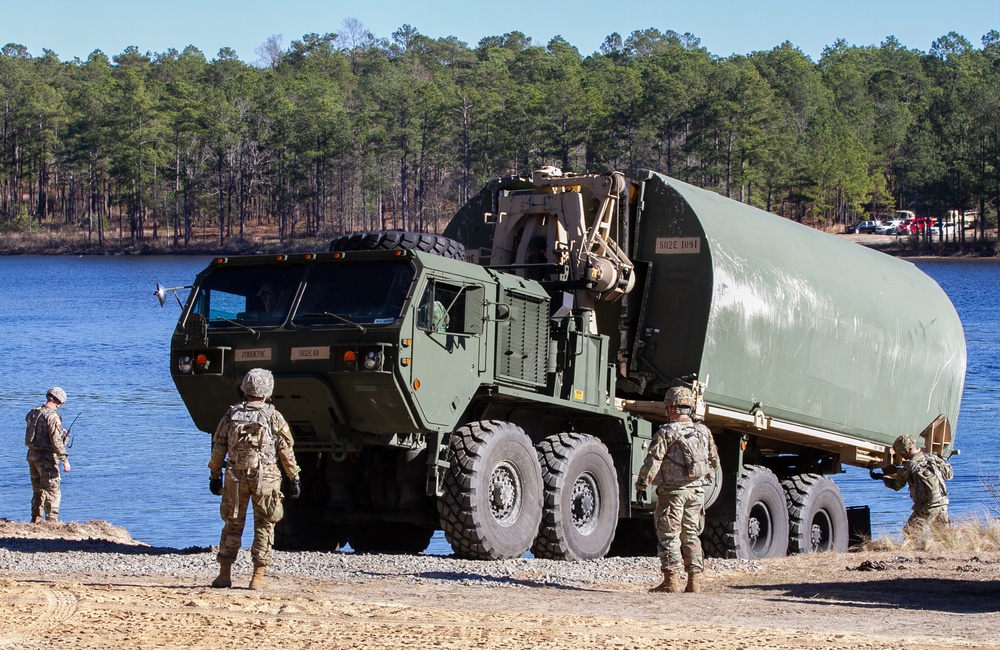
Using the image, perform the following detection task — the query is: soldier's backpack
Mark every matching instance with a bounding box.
[24,407,47,448]
[226,404,278,474]
[668,424,713,480]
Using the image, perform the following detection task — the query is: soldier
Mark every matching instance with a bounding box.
[635,386,719,593]
[25,387,71,523]
[877,434,953,534]
[208,368,301,590]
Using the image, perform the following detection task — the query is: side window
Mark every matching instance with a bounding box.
[416,281,483,334]
[417,282,455,332]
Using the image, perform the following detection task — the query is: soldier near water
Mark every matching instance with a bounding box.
[635,386,719,593]
[875,434,953,535]
[24,387,71,523]
[208,368,301,590]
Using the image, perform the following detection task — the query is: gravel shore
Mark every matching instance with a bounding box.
[0,519,762,588]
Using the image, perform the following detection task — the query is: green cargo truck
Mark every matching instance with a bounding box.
[164,168,965,560]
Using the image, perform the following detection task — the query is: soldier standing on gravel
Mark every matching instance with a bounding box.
[635,386,719,594]
[208,368,301,590]
[876,434,953,534]
[25,387,71,523]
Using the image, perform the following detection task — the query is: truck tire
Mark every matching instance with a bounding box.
[348,523,435,554]
[782,474,849,553]
[703,465,789,559]
[329,230,466,260]
[532,433,619,560]
[437,420,544,560]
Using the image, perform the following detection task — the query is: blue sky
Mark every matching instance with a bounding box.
[3,0,998,63]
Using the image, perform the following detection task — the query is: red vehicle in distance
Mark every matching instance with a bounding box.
[908,217,934,233]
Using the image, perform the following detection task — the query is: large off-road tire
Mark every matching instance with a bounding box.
[348,522,436,555]
[329,230,466,260]
[437,420,544,560]
[782,473,849,553]
[531,433,619,560]
[703,465,789,559]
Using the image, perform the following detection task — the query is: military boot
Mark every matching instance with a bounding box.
[684,571,701,593]
[31,516,42,524]
[249,564,267,590]
[211,562,233,588]
[649,570,680,593]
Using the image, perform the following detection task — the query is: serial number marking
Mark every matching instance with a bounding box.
[235,348,272,361]
[655,237,701,254]
[291,346,330,360]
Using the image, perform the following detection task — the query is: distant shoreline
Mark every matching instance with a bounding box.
[0,231,995,258]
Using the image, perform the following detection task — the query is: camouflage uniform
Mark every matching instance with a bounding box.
[636,420,720,575]
[883,449,953,534]
[25,400,69,522]
[208,400,300,568]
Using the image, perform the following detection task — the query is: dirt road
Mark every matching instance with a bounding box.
[0,521,998,649]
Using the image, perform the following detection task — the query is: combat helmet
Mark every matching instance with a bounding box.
[892,434,917,454]
[241,368,274,400]
[46,387,67,405]
[664,386,696,410]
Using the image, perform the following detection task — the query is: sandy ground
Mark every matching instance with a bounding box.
[0,521,998,649]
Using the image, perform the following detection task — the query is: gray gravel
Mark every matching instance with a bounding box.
[0,538,763,588]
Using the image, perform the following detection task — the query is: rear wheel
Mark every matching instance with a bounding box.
[704,465,789,559]
[783,474,849,553]
[532,433,619,560]
[437,420,544,560]
[329,231,466,260]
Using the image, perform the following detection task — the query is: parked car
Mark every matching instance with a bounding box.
[876,220,904,235]
[910,217,934,232]
[896,220,919,235]
[929,221,957,237]
[856,220,881,234]
[845,223,859,234]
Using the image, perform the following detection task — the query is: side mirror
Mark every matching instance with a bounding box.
[154,282,189,308]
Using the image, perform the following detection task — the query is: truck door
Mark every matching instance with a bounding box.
[405,279,486,428]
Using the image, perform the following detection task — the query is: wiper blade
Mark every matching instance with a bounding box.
[215,317,260,340]
[298,312,366,333]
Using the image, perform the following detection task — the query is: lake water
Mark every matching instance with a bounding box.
[0,255,996,551]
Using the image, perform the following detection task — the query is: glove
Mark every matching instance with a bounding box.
[635,482,647,502]
[868,469,885,480]
[209,477,223,496]
[289,478,301,499]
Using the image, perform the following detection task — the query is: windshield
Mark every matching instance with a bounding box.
[190,265,305,329]
[292,261,415,326]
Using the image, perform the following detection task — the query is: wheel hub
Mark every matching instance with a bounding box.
[570,473,599,534]
[748,517,761,540]
[489,461,522,526]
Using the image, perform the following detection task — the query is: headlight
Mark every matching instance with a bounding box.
[362,350,382,370]
[177,355,194,373]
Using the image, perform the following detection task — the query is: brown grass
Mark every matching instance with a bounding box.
[861,515,1000,553]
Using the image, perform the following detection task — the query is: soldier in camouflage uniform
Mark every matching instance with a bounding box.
[208,368,301,590]
[25,387,71,523]
[635,386,719,593]
[880,434,953,535]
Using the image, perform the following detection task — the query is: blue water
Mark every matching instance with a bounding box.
[0,256,995,550]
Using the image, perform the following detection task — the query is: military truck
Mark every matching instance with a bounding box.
[163,168,965,561]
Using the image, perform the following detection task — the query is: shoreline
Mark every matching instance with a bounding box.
[1,232,997,259]
[0,519,998,649]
